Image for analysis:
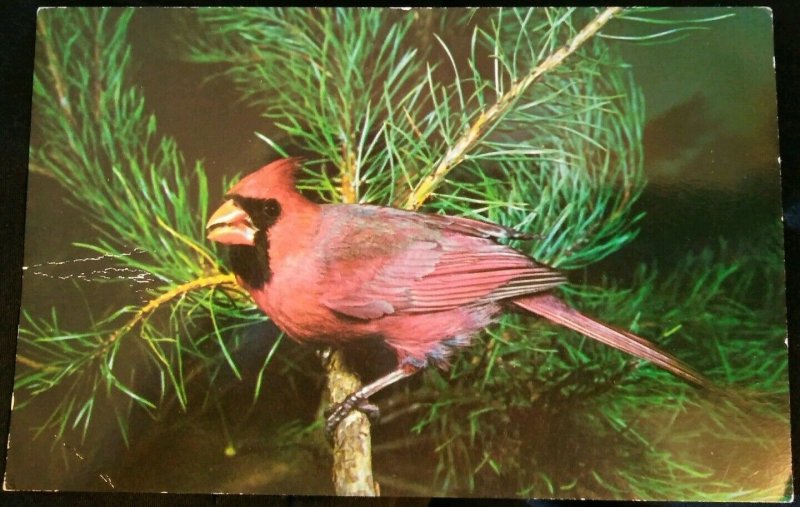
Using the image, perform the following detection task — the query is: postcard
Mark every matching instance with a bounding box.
[4,7,791,500]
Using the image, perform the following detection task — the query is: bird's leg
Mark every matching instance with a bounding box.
[324,367,416,437]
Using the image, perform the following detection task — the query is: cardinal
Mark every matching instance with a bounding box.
[206,158,707,435]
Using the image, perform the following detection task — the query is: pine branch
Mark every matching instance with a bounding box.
[186,8,428,205]
[17,9,269,441]
[403,7,623,210]
[104,274,239,352]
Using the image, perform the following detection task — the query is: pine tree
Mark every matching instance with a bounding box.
[11,7,789,499]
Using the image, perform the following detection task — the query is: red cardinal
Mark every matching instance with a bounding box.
[206,158,707,434]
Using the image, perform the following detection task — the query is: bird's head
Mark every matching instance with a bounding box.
[206,158,302,246]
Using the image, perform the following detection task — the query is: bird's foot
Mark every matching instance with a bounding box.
[324,392,380,439]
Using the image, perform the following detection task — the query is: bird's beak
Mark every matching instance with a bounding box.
[206,199,257,246]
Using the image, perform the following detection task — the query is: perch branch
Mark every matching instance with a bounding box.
[324,348,379,495]
[324,145,379,496]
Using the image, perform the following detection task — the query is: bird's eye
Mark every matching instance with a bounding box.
[262,199,281,218]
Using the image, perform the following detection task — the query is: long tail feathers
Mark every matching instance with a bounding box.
[514,294,710,388]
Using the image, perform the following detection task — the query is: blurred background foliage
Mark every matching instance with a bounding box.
[7,7,790,500]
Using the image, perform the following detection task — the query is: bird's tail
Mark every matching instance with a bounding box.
[514,294,710,388]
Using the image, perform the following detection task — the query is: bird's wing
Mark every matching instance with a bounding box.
[318,207,565,320]
[409,210,534,240]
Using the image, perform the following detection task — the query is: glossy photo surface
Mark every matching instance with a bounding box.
[4,7,791,500]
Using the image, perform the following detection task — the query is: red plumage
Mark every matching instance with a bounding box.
[206,158,707,434]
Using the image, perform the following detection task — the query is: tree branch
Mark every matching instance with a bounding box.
[324,349,378,495]
[18,273,242,374]
[340,141,359,204]
[325,146,378,496]
[403,6,624,210]
[104,273,238,349]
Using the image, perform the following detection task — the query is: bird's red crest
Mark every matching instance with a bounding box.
[227,157,302,199]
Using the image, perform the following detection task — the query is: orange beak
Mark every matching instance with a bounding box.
[206,199,257,246]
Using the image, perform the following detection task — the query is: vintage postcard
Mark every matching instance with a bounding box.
[4,7,791,500]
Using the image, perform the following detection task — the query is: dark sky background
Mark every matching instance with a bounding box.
[628,8,778,185]
[613,8,780,275]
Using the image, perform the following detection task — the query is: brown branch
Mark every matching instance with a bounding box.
[324,349,378,495]
[324,144,379,496]
[403,6,624,211]
[15,354,55,372]
[340,142,358,204]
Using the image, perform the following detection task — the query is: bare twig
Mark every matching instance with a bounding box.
[403,7,624,210]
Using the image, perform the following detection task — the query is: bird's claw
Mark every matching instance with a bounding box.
[324,393,380,439]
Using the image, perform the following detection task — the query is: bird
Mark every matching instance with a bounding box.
[206,158,708,436]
